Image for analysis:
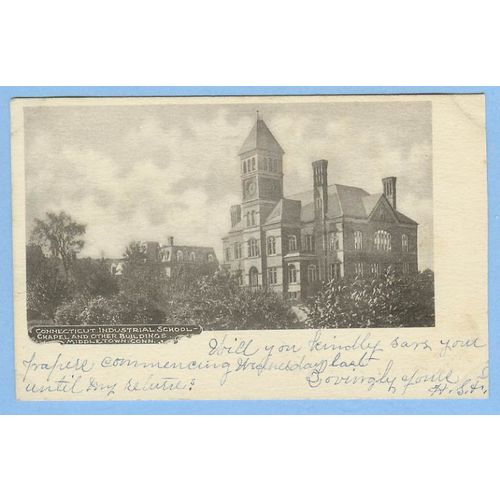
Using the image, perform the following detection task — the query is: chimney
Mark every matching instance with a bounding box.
[167,236,174,246]
[382,177,397,210]
[312,160,328,216]
[230,204,242,227]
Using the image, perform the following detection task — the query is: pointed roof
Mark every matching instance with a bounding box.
[264,199,301,225]
[239,118,285,156]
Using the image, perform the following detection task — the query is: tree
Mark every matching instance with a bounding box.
[26,244,70,321]
[72,258,118,299]
[123,241,146,263]
[30,211,86,278]
[306,269,435,329]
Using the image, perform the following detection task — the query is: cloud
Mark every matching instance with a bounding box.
[24,100,433,268]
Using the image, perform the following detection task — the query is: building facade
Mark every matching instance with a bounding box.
[111,237,218,278]
[222,117,418,300]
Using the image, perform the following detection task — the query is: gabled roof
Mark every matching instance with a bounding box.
[287,184,417,225]
[265,199,301,225]
[239,118,285,156]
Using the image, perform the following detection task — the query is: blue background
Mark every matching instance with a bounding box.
[0,86,497,414]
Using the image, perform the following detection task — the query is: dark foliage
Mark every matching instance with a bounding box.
[306,269,435,328]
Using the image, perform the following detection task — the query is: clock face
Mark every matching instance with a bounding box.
[246,180,256,196]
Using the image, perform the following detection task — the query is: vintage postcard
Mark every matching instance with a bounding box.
[11,94,487,400]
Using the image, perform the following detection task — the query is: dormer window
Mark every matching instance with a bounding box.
[177,250,183,261]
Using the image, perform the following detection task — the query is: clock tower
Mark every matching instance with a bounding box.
[239,115,285,227]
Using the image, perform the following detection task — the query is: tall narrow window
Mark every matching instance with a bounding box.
[403,262,410,274]
[307,264,318,283]
[288,235,297,252]
[190,251,196,262]
[354,262,364,276]
[249,267,259,287]
[328,232,340,251]
[329,263,341,280]
[267,236,276,255]
[251,157,256,170]
[234,242,242,259]
[402,234,409,252]
[267,267,278,285]
[374,230,391,251]
[371,263,381,276]
[248,238,259,257]
[250,211,256,226]
[288,264,297,283]
[354,231,363,250]
[305,234,315,252]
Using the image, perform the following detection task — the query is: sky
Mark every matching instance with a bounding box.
[24,99,433,269]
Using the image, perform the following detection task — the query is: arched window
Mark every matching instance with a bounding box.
[374,230,391,251]
[250,211,256,226]
[402,234,409,252]
[354,231,363,250]
[288,264,297,283]
[207,254,214,263]
[160,249,171,262]
[267,236,276,255]
[248,238,259,257]
[307,264,318,283]
[305,234,315,252]
[288,235,297,252]
[189,251,195,262]
[177,250,183,261]
[249,267,259,287]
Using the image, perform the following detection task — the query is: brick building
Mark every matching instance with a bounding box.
[222,117,418,300]
[111,237,218,278]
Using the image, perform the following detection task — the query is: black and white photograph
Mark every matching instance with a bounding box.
[23,98,434,332]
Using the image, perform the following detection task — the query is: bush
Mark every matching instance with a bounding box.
[54,294,165,325]
[306,269,435,328]
[166,272,297,330]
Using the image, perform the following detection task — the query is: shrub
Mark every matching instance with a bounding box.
[306,269,435,329]
[166,272,297,330]
[54,294,165,325]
